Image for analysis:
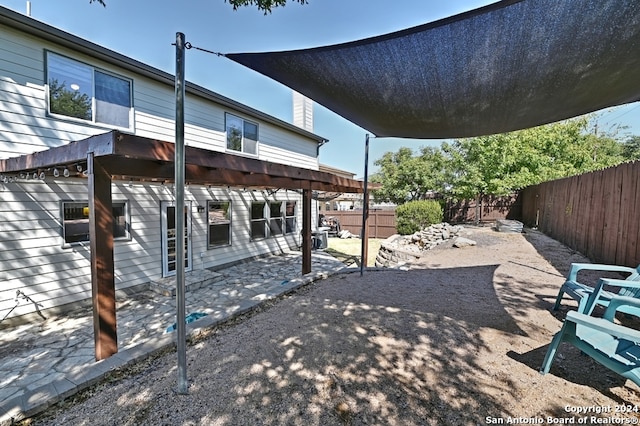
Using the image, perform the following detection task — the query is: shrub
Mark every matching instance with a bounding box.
[395,200,444,235]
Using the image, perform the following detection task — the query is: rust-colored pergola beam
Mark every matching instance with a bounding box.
[0,131,368,361]
[0,131,366,194]
[111,133,362,191]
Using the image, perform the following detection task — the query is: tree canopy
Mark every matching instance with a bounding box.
[373,117,633,203]
[89,0,307,13]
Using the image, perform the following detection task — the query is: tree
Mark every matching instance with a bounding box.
[622,135,640,160]
[48,79,92,120]
[224,0,307,13]
[373,117,632,204]
[442,117,626,199]
[89,0,308,13]
[371,146,448,205]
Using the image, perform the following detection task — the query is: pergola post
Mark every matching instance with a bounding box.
[302,187,312,274]
[88,153,117,361]
[360,134,370,276]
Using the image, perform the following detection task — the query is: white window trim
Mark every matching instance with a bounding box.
[207,200,232,249]
[285,201,297,235]
[60,200,130,247]
[251,201,291,240]
[225,112,259,157]
[45,51,135,132]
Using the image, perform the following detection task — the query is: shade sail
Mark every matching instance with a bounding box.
[227,0,640,139]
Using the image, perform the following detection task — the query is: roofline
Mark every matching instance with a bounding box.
[0,5,328,145]
[318,163,357,179]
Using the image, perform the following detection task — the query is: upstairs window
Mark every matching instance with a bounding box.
[46,52,133,129]
[226,113,258,155]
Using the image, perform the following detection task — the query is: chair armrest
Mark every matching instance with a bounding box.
[567,263,637,282]
[599,278,640,289]
[582,278,640,315]
[602,295,640,322]
[567,310,640,342]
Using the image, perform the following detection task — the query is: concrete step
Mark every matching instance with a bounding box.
[149,269,224,297]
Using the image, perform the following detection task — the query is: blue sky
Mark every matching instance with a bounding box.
[2,0,638,176]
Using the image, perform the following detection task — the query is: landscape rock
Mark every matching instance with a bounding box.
[375,222,466,268]
[452,237,477,248]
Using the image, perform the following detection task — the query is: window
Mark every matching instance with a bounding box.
[285,201,297,234]
[269,202,283,235]
[47,52,133,129]
[62,201,129,244]
[250,201,294,239]
[226,113,258,155]
[207,201,231,248]
[250,202,267,239]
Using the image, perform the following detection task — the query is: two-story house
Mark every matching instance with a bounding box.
[0,5,363,333]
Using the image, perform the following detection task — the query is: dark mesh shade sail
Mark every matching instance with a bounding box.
[227,0,640,139]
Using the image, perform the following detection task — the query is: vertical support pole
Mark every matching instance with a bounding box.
[360,134,370,277]
[175,31,188,395]
[302,187,312,275]
[88,153,117,360]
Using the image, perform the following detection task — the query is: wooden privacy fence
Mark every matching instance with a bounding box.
[521,160,640,267]
[323,210,397,239]
[444,194,522,224]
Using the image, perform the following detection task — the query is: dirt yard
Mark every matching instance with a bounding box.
[28,227,640,425]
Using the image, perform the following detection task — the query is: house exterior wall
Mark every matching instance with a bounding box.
[0,179,304,321]
[0,24,320,168]
[0,10,322,323]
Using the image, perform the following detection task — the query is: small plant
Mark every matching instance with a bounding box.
[395,200,443,235]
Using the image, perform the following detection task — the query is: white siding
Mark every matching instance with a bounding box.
[0,21,322,322]
[0,25,320,170]
[0,179,303,321]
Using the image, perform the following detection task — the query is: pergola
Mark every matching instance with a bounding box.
[0,130,365,359]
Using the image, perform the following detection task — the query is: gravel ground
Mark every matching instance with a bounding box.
[24,226,640,425]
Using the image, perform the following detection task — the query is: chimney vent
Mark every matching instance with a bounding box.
[293,91,313,132]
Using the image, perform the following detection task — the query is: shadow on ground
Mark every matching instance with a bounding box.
[31,259,640,425]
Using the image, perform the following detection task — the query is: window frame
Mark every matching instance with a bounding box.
[225,113,259,156]
[250,202,267,240]
[61,200,131,247]
[285,201,297,235]
[45,51,134,131]
[207,200,232,249]
[250,201,295,240]
[269,202,283,236]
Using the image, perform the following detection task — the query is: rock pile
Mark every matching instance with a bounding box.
[375,223,474,268]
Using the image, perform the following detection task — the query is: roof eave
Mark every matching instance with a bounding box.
[0,5,328,145]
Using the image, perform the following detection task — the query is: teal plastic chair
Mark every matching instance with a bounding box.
[553,263,640,315]
[541,295,640,387]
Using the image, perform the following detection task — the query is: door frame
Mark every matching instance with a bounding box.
[160,200,193,278]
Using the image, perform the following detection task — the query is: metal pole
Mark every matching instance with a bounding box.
[360,134,370,277]
[174,31,188,394]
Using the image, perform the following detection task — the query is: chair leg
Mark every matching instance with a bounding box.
[553,289,565,311]
[540,327,566,374]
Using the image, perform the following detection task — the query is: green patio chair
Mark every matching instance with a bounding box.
[541,295,640,387]
[553,263,640,315]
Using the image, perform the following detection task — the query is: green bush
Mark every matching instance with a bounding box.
[395,200,444,235]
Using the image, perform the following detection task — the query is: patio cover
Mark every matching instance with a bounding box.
[227,0,640,139]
